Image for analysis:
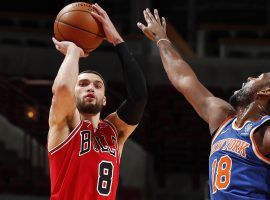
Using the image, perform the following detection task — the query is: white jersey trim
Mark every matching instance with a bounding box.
[103,119,118,138]
[231,118,251,131]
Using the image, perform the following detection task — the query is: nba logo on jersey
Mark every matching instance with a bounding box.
[241,123,253,136]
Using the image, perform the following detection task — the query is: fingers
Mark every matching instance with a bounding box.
[137,22,155,41]
[162,17,167,31]
[146,8,156,22]
[55,45,60,50]
[143,10,152,24]
[143,28,156,41]
[82,53,89,58]
[91,11,103,22]
[137,22,146,31]
[52,37,60,45]
[154,9,161,25]
[143,8,163,26]
[52,37,62,51]
[81,51,89,58]
[92,3,106,16]
[137,22,156,41]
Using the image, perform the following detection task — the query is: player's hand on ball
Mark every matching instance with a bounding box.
[137,8,168,41]
[91,3,124,46]
[52,37,89,58]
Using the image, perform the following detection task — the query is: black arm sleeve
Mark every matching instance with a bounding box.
[115,42,147,125]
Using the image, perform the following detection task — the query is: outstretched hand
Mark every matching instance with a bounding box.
[137,8,168,41]
[52,37,89,58]
[91,3,123,46]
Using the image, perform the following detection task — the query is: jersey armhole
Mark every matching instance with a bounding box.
[104,119,118,138]
[48,121,83,155]
[250,118,270,165]
[103,119,121,162]
[211,129,217,137]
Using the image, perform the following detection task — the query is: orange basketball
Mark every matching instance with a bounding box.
[54,2,105,52]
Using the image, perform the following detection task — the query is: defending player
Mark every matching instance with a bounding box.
[48,4,147,200]
[138,8,270,199]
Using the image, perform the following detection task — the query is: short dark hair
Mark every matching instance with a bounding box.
[79,70,106,91]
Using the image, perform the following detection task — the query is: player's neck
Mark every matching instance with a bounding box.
[235,101,267,127]
[80,112,101,129]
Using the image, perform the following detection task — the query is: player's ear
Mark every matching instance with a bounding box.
[103,96,106,106]
[257,87,270,97]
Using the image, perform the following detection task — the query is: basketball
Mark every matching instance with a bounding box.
[54,2,105,52]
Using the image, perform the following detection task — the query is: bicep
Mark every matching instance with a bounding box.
[262,127,270,154]
[48,92,79,151]
[49,89,77,126]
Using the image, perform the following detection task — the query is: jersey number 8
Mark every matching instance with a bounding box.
[97,161,114,196]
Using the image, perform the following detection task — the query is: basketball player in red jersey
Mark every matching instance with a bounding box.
[138,9,270,200]
[48,3,147,200]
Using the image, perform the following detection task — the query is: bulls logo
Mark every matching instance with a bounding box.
[79,130,91,156]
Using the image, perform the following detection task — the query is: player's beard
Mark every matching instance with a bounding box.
[77,98,104,114]
[229,87,254,110]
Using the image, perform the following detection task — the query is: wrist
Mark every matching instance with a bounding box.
[156,38,171,46]
[112,37,124,46]
[67,45,81,56]
[155,34,168,41]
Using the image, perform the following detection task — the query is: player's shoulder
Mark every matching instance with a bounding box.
[210,115,235,138]
[251,115,270,134]
[248,115,270,132]
[258,115,270,124]
[207,97,236,133]
[209,111,236,135]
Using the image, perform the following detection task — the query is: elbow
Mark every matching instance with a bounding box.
[133,86,148,107]
[137,96,148,109]
[139,80,148,102]
[140,88,148,106]
[130,92,148,109]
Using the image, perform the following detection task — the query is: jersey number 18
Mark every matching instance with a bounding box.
[211,155,232,194]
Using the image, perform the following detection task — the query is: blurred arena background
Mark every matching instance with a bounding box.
[1,0,270,199]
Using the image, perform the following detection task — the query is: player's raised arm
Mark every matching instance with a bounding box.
[48,38,88,150]
[138,9,234,132]
[92,3,147,151]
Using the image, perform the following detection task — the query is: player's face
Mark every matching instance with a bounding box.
[229,73,270,109]
[75,73,106,114]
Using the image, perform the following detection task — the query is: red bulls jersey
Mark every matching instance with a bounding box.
[48,120,120,200]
